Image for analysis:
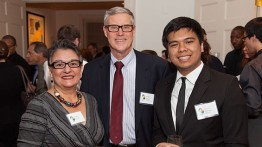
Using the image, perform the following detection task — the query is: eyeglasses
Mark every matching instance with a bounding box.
[49,60,82,69]
[105,25,134,32]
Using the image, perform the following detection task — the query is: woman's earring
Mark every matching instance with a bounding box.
[50,73,53,83]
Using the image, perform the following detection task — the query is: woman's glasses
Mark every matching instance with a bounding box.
[49,60,82,69]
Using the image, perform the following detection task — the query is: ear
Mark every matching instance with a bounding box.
[200,41,204,52]
[74,38,80,47]
[103,26,108,38]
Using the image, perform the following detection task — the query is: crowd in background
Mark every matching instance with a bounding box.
[0,6,262,147]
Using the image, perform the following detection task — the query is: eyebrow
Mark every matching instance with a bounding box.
[168,37,195,44]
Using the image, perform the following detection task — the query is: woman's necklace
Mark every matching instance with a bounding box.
[54,88,82,107]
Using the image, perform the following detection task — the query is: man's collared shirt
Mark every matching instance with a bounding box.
[171,62,204,129]
[110,49,136,144]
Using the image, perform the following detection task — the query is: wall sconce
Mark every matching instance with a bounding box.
[256,0,262,17]
[256,0,262,6]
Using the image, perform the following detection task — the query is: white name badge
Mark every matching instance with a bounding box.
[194,100,219,120]
[66,111,85,126]
[139,92,154,105]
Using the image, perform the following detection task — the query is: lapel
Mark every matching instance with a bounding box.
[134,50,151,133]
[98,55,111,136]
[179,66,210,134]
[134,51,147,132]
[163,73,177,134]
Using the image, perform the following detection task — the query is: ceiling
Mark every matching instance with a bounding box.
[24,0,124,10]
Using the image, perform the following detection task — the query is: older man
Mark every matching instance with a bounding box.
[26,42,48,95]
[81,7,170,147]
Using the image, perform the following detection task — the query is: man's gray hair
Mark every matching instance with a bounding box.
[104,7,135,25]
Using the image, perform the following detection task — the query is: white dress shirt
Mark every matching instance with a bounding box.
[110,49,136,144]
[171,62,204,129]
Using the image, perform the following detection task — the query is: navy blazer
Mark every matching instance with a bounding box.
[153,66,248,147]
[80,50,170,147]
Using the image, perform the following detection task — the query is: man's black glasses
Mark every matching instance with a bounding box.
[105,25,134,32]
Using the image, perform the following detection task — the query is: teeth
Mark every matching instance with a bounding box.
[179,56,190,61]
[116,39,125,42]
[62,76,74,79]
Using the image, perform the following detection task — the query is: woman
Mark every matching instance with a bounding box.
[201,28,225,73]
[0,40,24,147]
[17,39,104,146]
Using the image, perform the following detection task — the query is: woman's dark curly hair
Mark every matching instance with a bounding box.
[48,39,83,65]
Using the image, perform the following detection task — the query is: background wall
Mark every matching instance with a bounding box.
[55,9,106,49]
[125,0,195,55]
[27,0,195,56]
[26,8,56,48]
[195,0,254,62]
[0,0,26,56]
[0,0,257,61]
[26,8,106,49]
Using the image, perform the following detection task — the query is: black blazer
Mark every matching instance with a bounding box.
[153,66,248,147]
[80,50,170,147]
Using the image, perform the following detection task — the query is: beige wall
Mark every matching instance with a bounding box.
[25,8,106,49]
[0,0,255,59]
[125,0,195,56]
[55,10,105,49]
[26,8,56,48]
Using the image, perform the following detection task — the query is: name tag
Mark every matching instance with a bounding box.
[66,111,85,126]
[194,100,219,120]
[139,92,154,105]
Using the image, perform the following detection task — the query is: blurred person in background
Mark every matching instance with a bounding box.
[201,28,225,73]
[0,40,24,147]
[239,17,262,147]
[26,42,48,95]
[141,49,158,56]
[241,45,257,68]
[2,35,33,80]
[224,26,245,76]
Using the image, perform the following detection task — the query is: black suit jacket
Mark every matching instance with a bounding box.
[80,50,170,147]
[153,66,248,147]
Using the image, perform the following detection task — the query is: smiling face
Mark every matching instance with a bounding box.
[49,49,82,90]
[103,13,135,60]
[167,28,203,76]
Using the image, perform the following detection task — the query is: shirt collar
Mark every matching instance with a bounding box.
[110,49,135,66]
[176,61,204,85]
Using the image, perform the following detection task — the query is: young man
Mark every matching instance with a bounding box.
[80,7,170,147]
[224,26,245,76]
[153,17,248,147]
[240,17,262,147]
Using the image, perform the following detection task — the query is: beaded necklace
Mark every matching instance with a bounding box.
[54,88,82,107]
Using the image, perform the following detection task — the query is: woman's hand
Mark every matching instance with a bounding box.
[26,82,36,93]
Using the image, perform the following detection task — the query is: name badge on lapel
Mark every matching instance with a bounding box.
[194,100,219,120]
[66,111,85,126]
[139,92,154,105]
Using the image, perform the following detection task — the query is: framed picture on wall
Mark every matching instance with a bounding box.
[26,11,45,46]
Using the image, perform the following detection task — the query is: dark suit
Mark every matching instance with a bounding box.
[80,50,170,147]
[153,66,248,147]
